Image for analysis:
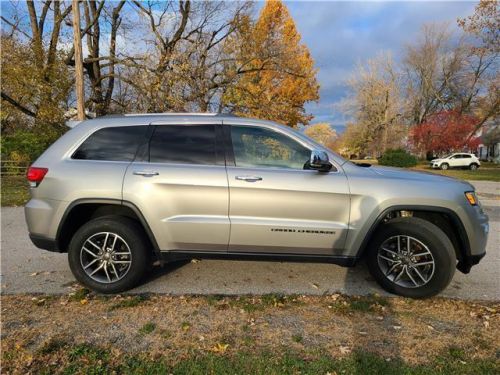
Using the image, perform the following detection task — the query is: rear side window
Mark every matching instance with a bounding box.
[73,126,146,161]
[149,125,216,165]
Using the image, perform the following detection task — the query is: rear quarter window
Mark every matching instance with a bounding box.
[72,126,146,161]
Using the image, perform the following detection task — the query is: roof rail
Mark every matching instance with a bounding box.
[122,112,218,117]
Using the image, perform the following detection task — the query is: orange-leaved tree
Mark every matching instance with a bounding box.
[222,0,319,127]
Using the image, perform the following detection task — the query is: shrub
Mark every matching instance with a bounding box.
[1,129,62,163]
[378,149,417,168]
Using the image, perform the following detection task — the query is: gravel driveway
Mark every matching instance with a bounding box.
[1,181,498,300]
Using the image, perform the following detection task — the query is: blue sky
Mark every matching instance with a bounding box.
[280,1,478,130]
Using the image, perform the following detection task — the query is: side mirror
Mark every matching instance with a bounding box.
[309,150,332,172]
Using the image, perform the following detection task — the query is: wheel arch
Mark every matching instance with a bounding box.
[356,205,471,270]
[56,199,160,256]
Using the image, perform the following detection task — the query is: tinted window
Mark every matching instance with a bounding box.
[149,125,216,165]
[462,154,471,158]
[73,126,146,161]
[230,126,310,169]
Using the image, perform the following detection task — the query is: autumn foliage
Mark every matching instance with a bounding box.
[410,110,481,155]
[223,0,319,127]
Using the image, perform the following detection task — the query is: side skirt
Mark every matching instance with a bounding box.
[159,251,358,267]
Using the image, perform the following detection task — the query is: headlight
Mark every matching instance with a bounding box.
[465,191,478,206]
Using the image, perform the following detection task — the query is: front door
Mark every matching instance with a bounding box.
[122,121,229,252]
[225,124,350,255]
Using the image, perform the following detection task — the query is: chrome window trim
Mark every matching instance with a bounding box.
[224,123,341,174]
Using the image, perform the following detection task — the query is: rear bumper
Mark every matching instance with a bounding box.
[29,234,60,252]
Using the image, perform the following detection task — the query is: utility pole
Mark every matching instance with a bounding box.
[72,0,85,120]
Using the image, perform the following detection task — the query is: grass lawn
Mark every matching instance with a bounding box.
[412,161,500,182]
[356,160,500,182]
[1,175,30,207]
[2,293,499,374]
[3,344,498,374]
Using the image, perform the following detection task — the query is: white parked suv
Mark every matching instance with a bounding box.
[430,153,480,170]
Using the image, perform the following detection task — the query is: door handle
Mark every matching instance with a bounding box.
[133,170,159,177]
[235,175,262,182]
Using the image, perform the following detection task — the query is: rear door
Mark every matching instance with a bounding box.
[122,120,230,252]
[224,123,350,255]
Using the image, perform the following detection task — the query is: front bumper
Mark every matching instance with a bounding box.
[456,202,489,273]
[457,252,486,274]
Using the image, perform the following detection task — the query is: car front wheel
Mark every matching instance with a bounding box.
[68,216,150,294]
[469,163,479,170]
[440,163,449,170]
[367,217,456,298]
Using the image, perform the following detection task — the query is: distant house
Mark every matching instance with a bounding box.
[477,122,500,163]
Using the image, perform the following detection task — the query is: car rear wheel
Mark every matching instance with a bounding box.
[68,216,150,294]
[469,163,479,171]
[367,217,456,298]
[440,163,449,170]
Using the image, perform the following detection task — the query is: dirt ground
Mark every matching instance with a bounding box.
[1,292,499,373]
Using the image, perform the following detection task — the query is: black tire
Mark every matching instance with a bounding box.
[440,163,449,170]
[469,163,479,171]
[366,217,456,298]
[68,216,151,294]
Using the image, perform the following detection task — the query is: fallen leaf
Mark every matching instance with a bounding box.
[29,272,39,277]
[212,343,229,353]
[339,346,351,354]
[311,283,319,289]
[80,299,88,305]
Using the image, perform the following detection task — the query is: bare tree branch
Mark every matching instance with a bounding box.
[1,92,37,117]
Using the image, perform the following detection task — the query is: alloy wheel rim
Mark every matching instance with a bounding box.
[377,235,435,288]
[80,232,132,284]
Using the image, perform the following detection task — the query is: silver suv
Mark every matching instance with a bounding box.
[25,114,488,298]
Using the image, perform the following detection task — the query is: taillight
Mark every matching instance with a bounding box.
[26,167,48,187]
